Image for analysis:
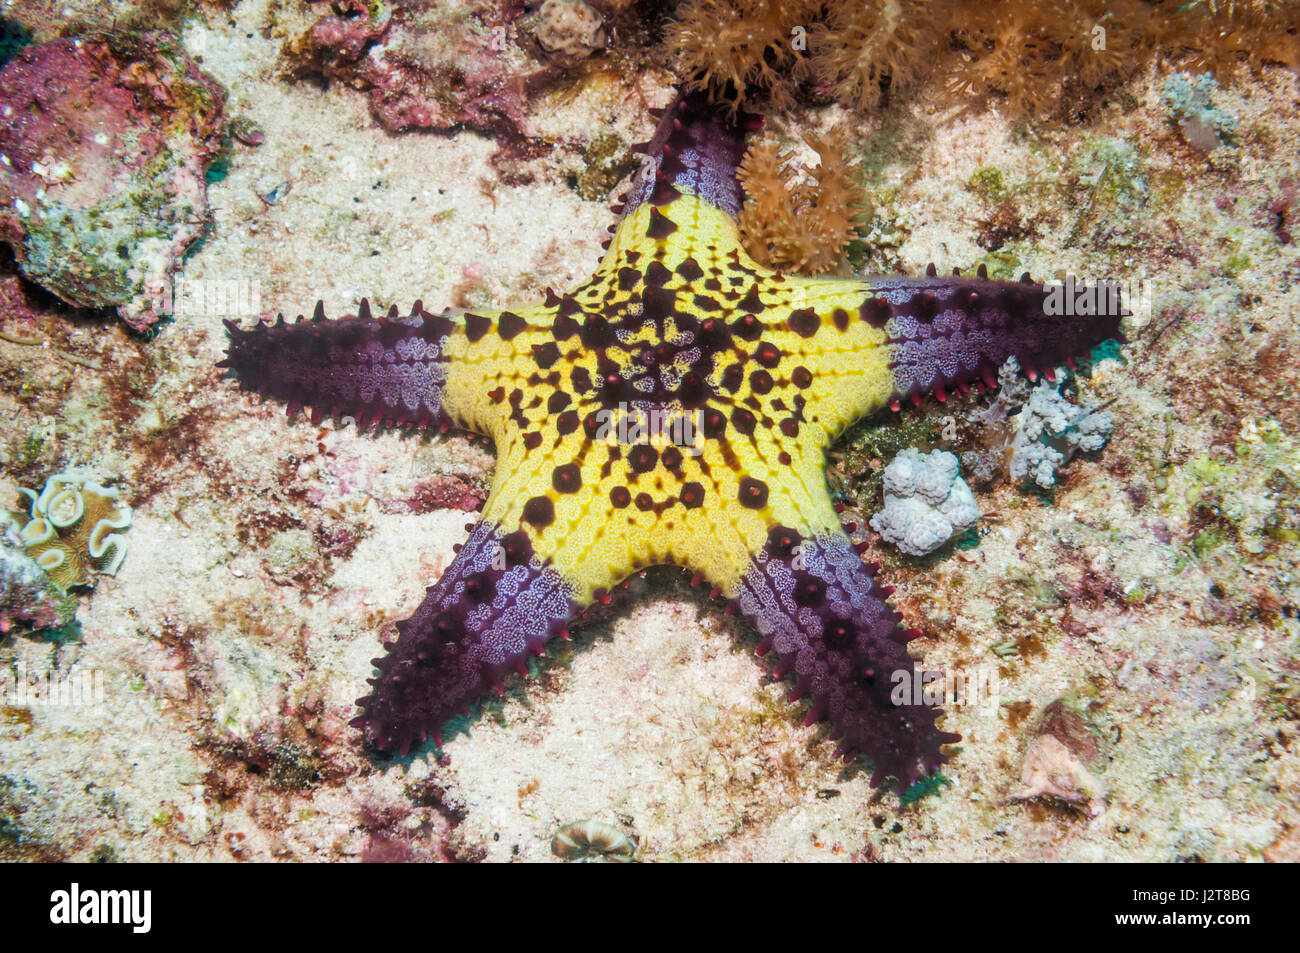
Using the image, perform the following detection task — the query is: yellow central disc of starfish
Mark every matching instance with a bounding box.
[440,193,895,601]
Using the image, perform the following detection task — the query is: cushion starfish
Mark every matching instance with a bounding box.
[221,92,1124,791]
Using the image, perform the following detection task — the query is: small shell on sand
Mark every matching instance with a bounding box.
[551,818,638,862]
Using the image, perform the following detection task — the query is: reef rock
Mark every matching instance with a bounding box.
[0,534,70,634]
[285,0,549,154]
[0,32,225,331]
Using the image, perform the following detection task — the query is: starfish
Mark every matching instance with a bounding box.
[221,92,1124,791]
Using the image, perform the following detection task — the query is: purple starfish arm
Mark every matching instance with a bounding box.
[620,91,756,219]
[738,527,961,791]
[865,270,1128,408]
[218,301,464,432]
[353,522,579,755]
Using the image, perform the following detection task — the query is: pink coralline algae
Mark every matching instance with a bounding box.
[286,1,560,164]
[379,476,487,515]
[0,32,225,332]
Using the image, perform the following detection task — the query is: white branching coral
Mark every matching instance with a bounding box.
[960,357,1114,490]
[870,448,980,556]
[1009,383,1114,489]
[2,470,132,591]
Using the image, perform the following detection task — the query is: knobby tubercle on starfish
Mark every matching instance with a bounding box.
[220,91,1126,792]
